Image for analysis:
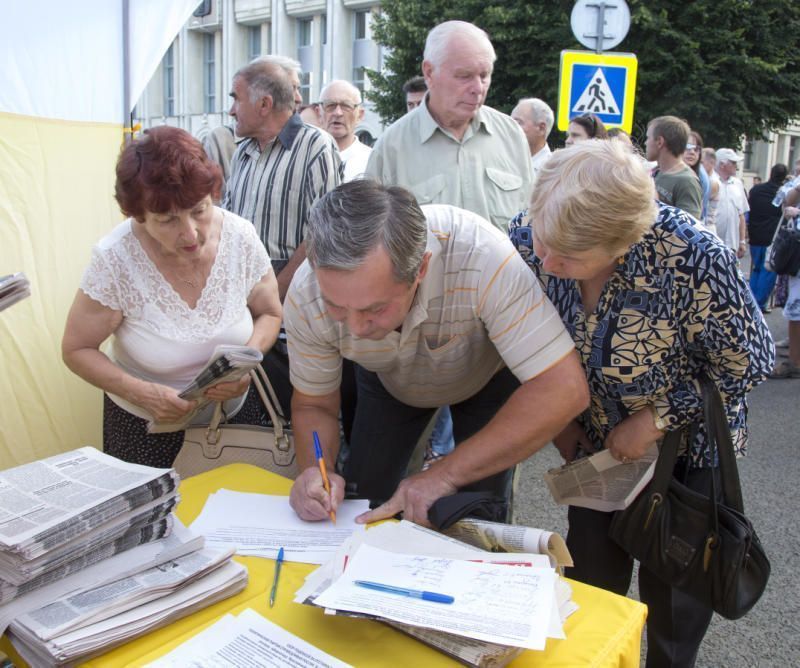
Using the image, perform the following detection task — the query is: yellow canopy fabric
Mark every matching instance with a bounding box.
[0,113,120,466]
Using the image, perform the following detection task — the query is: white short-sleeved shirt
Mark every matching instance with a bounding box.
[339,136,372,182]
[716,176,750,251]
[80,209,271,420]
[284,204,574,408]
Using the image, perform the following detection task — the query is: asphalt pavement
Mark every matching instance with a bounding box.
[514,309,799,667]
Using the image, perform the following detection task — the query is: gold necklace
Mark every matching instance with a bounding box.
[171,263,204,289]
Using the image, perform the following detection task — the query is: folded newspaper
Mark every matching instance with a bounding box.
[544,445,659,512]
[0,272,31,311]
[148,344,263,433]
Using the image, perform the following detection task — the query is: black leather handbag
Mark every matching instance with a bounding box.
[608,375,770,620]
[767,219,800,276]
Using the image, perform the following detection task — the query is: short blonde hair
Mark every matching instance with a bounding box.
[530,139,657,255]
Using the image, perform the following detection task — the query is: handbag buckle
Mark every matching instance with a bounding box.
[205,427,221,446]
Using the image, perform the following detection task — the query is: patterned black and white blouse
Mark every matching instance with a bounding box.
[509,204,774,467]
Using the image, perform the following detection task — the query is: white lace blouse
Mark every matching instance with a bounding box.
[80,209,271,421]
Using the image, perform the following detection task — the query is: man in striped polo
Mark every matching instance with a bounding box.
[223,56,341,417]
[285,180,589,526]
[223,55,340,300]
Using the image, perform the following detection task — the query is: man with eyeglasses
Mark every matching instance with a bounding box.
[645,116,703,220]
[318,80,372,182]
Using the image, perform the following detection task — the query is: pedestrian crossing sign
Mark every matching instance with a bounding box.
[557,50,638,133]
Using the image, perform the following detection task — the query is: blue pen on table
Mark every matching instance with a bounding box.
[354,580,455,604]
[269,547,284,608]
[312,431,336,524]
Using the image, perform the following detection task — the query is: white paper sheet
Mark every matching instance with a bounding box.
[189,489,369,564]
[147,608,352,667]
[312,544,556,650]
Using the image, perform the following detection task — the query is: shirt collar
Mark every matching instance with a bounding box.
[417,95,492,144]
[401,226,443,340]
[277,113,303,149]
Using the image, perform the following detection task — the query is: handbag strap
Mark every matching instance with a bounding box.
[253,365,288,422]
[644,429,683,496]
[698,373,744,512]
[248,368,289,440]
[203,366,291,441]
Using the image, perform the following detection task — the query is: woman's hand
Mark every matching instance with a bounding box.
[136,383,197,424]
[552,420,593,463]
[604,407,664,462]
[784,205,800,219]
[204,374,251,403]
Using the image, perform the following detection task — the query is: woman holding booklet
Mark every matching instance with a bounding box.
[62,127,282,467]
[508,139,773,667]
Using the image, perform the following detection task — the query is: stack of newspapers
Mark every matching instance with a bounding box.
[296,519,577,668]
[0,272,30,312]
[0,447,247,666]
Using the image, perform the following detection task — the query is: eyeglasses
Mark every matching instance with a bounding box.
[685,143,699,151]
[320,100,359,113]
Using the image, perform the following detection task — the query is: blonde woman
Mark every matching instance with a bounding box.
[509,139,773,667]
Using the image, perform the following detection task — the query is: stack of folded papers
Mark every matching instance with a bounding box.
[0,272,30,311]
[296,520,578,668]
[0,447,246,665]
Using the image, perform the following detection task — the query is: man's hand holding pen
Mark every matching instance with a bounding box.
[289,466,345,521]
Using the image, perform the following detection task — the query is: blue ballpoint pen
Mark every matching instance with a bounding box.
[354,580,455,604]
[269,547,284,607]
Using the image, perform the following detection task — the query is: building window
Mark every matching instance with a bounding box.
[203,33,216,113]
[163,43,175,117]
[354,10,368,40]
[352,66,366,93]
[248,26,261,61]
[298,18,312,47]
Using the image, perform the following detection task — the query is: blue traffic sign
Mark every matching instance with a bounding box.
[558,51,638,132]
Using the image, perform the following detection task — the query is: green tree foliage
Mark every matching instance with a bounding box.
[369,0,800,147]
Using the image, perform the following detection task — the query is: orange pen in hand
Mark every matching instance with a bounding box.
[313,431,336,524]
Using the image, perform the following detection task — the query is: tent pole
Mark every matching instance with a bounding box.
[122,0,131,143]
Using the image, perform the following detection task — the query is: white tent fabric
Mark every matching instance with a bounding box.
[0,0,199,468]
[0,0,200,122]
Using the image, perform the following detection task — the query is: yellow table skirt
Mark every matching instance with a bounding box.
[1,463,647,667]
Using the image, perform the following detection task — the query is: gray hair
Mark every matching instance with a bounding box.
[423,21,496,69]
[234,56,297,112]
[518,97,554,137]
[319,79,362,104]
[307,180,428,284]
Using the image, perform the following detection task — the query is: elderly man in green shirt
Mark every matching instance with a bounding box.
[364,20,532,232]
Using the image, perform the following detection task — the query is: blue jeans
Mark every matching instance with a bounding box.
[429,406,455,456]
[749,245,777,310]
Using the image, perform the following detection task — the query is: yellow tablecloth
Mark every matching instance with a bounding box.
[2,463,647,667]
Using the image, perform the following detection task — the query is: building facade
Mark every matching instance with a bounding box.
[134,0,384,144]
[134,1,800,183]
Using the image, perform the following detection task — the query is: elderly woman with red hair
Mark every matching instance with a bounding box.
[62,126,281,467]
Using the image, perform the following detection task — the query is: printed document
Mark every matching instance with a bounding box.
[544,444,659,512]
[147,608,353,668]
[312,544,556,650]
[189,489,369,564]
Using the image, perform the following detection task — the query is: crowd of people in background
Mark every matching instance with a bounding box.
[61,18,794,668]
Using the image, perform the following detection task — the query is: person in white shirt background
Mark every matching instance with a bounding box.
[318,80,372,182]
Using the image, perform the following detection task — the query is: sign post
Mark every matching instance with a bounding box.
[558,0,637,132]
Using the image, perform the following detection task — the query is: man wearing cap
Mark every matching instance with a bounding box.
[715,148,750,257]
